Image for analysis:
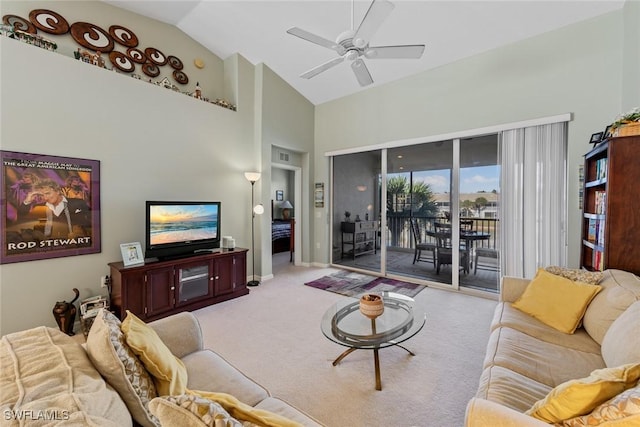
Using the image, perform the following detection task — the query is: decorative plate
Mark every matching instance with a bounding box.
[70,22,114,52]
[29,9,69,35]
[109,25,138,48]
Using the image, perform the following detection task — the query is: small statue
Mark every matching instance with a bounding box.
[52,288,79,336]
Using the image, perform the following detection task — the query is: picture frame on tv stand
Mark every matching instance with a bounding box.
[120,242,144,267]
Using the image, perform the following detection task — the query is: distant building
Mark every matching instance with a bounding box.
[433,192,499,219]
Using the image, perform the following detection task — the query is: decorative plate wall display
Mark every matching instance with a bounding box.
[126,48,146,64]
[70,22,114,52]
[29,9,69,34]
[142,62,160,77]
[173,70,188,85]
[109,51,135,73]
[3,14,36,33]
[108,25,138,47]
[144,47,167,66]
[167,55,183,70]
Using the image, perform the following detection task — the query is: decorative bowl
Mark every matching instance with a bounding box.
[359,294,384,319]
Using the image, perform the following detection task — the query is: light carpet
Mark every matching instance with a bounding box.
[304,270,426,298]
[193,254,497,427]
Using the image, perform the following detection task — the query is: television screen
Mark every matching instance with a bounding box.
[145,201,221,259]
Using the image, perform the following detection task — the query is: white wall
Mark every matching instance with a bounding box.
[0,3,316,335]
[313,10,627,267]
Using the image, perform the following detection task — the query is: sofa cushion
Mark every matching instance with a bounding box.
[121,310,188,396]
[182,349,270,407]
[254,397,325,427]
[148,394,249,426]
[483,327,604,387]
[601,301,640,368]
[476,365,552,413]
[583,269,640,345]
[526,363,640,423]
[559,383,640,426]
[512,269,602,334]
[490,303,601,354]
[86,309,159,427]
[0,326,131,426]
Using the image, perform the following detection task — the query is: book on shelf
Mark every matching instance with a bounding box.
[587,218,606,246]
[595,158,607,180]
[593,250,605,271]
[594,191,606,214]
[587,219,597,242]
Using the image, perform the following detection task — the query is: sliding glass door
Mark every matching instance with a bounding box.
[332,151,381,273]
[331,136,500,293]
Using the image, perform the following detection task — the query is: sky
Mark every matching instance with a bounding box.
[413,165,500,194]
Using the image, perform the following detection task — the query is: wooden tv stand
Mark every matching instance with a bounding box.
[108,248,249,322]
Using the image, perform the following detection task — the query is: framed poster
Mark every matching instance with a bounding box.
[1,151,101,264]
[275,190,283,201]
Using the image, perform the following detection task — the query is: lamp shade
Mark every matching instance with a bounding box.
[244,172,261,183]
[280,200,293,209]
[253,204,265,215]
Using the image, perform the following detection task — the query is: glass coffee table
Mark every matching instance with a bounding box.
[320,291,426,390]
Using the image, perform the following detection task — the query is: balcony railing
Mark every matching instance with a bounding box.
[384,215,499,251]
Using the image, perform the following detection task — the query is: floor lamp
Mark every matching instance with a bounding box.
[244,172,263,287]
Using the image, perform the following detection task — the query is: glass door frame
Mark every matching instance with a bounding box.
[329,141,466,291]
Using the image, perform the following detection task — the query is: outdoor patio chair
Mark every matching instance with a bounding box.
[410,218,436,267]
[434,222,469,274]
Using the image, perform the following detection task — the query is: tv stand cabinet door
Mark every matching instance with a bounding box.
[145,266,175,318]
[213,255,234,295]
[112,268,146,320]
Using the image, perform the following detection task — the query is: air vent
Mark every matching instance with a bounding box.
[279,152,290,162]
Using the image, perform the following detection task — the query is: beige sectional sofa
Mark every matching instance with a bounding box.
[1,310,322,426]
[465,269,640,426]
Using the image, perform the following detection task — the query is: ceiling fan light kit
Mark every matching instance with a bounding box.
[286,0,425,87]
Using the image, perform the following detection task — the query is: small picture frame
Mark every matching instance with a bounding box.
[275,190,283,201]
[120,242,144,267]
[314,182,325,208]
[603,125,612,139]
[589,132,604,147]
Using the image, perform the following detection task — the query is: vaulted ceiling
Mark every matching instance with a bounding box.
[104,0,625,105]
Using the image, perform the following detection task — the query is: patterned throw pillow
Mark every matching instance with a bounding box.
[86,309,159,427]
[545,266,604,286]
[558,384,640,426]
[149,394,256,427]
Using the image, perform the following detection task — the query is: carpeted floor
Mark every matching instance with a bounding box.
[192,254,498,427]
[304,270,426,298]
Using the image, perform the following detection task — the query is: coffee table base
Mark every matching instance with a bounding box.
[332,344,416,391]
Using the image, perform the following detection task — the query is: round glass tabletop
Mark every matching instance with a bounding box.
[321,291,426,350]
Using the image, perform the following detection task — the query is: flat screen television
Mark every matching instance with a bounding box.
[145,201,221,260]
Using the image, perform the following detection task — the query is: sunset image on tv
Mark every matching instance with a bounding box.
[149,204,218,245]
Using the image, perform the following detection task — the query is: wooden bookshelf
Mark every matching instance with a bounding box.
[580,136,640,274]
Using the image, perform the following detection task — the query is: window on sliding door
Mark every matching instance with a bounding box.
[386,142,456,287]
[459,136,500,292]
[332,151,381,273]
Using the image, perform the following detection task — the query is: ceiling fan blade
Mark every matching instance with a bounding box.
[353,0,395,45]
[286,27,346,55]
[365,44,425,59]
[300,57,345,79]
[351,58,373,87]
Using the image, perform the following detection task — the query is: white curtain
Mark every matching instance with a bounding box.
[499,122,568,278]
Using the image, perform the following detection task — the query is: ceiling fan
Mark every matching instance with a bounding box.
[286,0,425,87]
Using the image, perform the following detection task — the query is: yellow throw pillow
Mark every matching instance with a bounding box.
[526,363,640,423]
[512,268,602,333]
[121,310,187,396]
